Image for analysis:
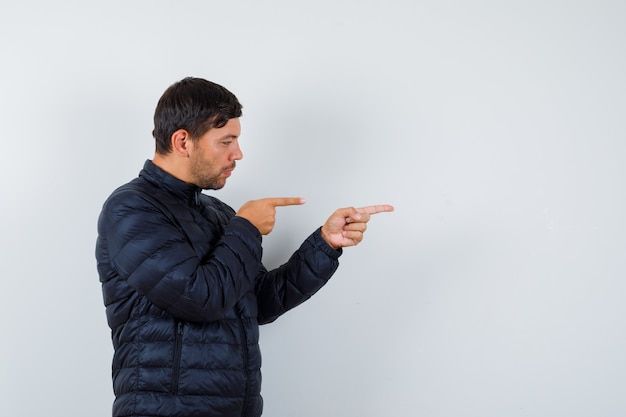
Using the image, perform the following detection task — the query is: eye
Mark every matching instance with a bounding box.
[222,140,233,146]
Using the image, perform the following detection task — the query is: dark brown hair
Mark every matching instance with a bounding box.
[152,77,243,154]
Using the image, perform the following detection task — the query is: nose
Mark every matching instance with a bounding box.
[232,142,243,161]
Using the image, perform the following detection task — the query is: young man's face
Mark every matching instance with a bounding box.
[188,117,242,190]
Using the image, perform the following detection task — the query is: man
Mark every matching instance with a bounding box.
[96,77,393,417]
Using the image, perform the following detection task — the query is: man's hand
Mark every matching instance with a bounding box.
[320,204,394,249]
[236,197,306,235]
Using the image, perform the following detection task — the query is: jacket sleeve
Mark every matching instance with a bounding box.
[254,227,342,324]
[99,188,263,323]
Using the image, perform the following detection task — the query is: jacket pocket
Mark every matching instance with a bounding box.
[171,321,184,394]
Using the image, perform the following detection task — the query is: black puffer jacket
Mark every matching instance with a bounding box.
[96,160,341,417]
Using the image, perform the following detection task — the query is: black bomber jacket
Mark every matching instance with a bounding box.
[96,160,341,417]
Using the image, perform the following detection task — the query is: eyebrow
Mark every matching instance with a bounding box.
[218,133,239,140]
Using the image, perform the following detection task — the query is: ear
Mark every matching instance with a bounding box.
[171,129,191,157]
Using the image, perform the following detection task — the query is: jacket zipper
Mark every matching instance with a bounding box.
[237,311,250,416]
[171,321,184,394]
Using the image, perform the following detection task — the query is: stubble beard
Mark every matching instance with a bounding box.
[190,156,227,190]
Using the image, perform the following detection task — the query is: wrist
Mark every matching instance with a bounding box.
[320,225,340,250]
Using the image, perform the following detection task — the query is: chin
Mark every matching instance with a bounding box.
[203,181,226,191]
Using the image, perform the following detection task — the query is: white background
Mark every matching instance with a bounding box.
[1,1,625,416]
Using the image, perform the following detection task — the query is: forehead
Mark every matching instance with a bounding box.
[204,117,241,139]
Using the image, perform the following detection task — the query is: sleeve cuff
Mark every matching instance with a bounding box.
[230,216,262,241]
[313,227,343,259]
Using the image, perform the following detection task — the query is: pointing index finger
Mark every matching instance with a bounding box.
[356,204,395,215]
[265,197,306,207]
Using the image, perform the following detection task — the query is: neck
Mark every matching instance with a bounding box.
[152,152,192,184]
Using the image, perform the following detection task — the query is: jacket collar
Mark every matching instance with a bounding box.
[140,159,202,205]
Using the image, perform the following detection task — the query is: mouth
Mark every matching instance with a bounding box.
[223,165,235,177]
